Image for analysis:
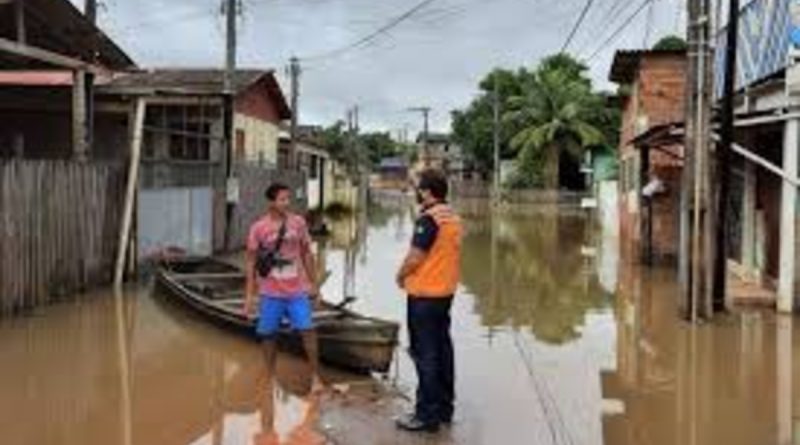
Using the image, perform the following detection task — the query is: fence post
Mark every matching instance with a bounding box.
[114,99,146,287]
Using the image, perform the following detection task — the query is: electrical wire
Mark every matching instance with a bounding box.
[584,0,656,61]
[560,0,597,53]
[298,0,440,62]
[573,0,633,56]
[643,0,656,48]
[673,0,685,34]
[511,331,576,445]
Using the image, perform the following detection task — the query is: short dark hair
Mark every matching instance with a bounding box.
[265,183,291,201]
[417,169,448,201]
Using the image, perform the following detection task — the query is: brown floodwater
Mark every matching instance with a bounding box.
[0,198,797,445]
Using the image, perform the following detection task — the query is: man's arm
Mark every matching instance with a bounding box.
[299,219,320,299]
[396,247,428,287]
[302,249,320,299]
[396,215,438,289]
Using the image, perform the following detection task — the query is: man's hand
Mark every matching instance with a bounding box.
[397,247,427,290]
[309,282,322,299]
[309,287,323,310]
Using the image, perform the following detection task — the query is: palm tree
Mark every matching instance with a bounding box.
[506,66,605,190]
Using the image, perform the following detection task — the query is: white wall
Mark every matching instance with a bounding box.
[234,113,280,165]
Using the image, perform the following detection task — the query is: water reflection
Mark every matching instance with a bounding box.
[603,263,800,445]
[460,206,612,344]
[0,285,337,445]
[5,199,800,445]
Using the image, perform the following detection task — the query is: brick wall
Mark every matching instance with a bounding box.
[233,78,286,167]
[234,79,283,124]
[637,57,686,128]
[617,53,687,263]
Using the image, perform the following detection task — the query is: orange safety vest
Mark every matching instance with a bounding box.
[404,204,463,298]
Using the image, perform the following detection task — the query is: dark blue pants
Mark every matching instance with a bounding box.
[407,296,455,424]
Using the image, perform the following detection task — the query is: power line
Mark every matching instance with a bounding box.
[643,0,656,48]
[573,0,634,56]
[584,0,656,61]
[560,0,597,53]
[299,0,439,62]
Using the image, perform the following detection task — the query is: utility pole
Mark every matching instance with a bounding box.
[85,0,97,23]
[223,0,237,170]
[408,107,431,167]
[681,0,715,321]
[679,0,698,318]
[699,0,715,319]
[223,0,237,96]
[493,73,501,198]
[289,56,301,170]
[714,0,740,312]
[223,0,237,249]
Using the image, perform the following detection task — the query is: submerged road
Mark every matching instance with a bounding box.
[0,199,794,445]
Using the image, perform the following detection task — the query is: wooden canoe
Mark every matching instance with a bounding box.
[154,257,400,374]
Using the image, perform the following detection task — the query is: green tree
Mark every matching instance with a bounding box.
[653,35,688,51]
[451,68,526,173]
[359,132,397,166]
[452,54,619,189]
[318,121,348,161]
[317,123,409,172]
[505,57,606,189]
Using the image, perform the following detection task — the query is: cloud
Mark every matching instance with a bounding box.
[75,0,684,135]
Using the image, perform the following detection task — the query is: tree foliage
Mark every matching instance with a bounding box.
[315,122,411,172]
[451,53,620,190]
[653,35,688,51]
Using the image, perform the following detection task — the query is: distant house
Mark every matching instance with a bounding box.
[0,0,303,312]
[103,69,291,168]
[610,49,687,264]
[97,69,297,256]
[413,132,466,178]
[280,127,360,211]
[373,156,410,190]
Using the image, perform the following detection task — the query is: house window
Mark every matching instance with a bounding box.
[168,121,211,161]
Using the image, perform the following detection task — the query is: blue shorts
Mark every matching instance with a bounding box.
[256,294,313,337]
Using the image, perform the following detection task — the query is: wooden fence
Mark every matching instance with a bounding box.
[0,160,125,315]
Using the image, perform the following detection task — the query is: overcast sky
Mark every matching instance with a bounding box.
[72,0,686,136]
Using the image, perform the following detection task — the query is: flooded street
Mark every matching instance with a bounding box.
[1,199,798,445]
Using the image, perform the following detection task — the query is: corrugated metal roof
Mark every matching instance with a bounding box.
[380,157,408,169]
[609,49,686,84]
[103,69,268,94]
[101,69,292,119]
[0,0,135,70]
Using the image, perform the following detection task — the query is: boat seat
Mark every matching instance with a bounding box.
[314,310,345,320]
[216,298,245,306]
[172,272,245,280]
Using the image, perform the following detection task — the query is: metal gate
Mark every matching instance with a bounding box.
[138,187,213,260]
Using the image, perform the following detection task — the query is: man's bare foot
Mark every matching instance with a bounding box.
[253,431,280,445]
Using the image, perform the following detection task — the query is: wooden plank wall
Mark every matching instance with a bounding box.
[0,160,125,315]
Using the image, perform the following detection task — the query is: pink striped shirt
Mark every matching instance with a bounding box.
[247,213,312,297]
